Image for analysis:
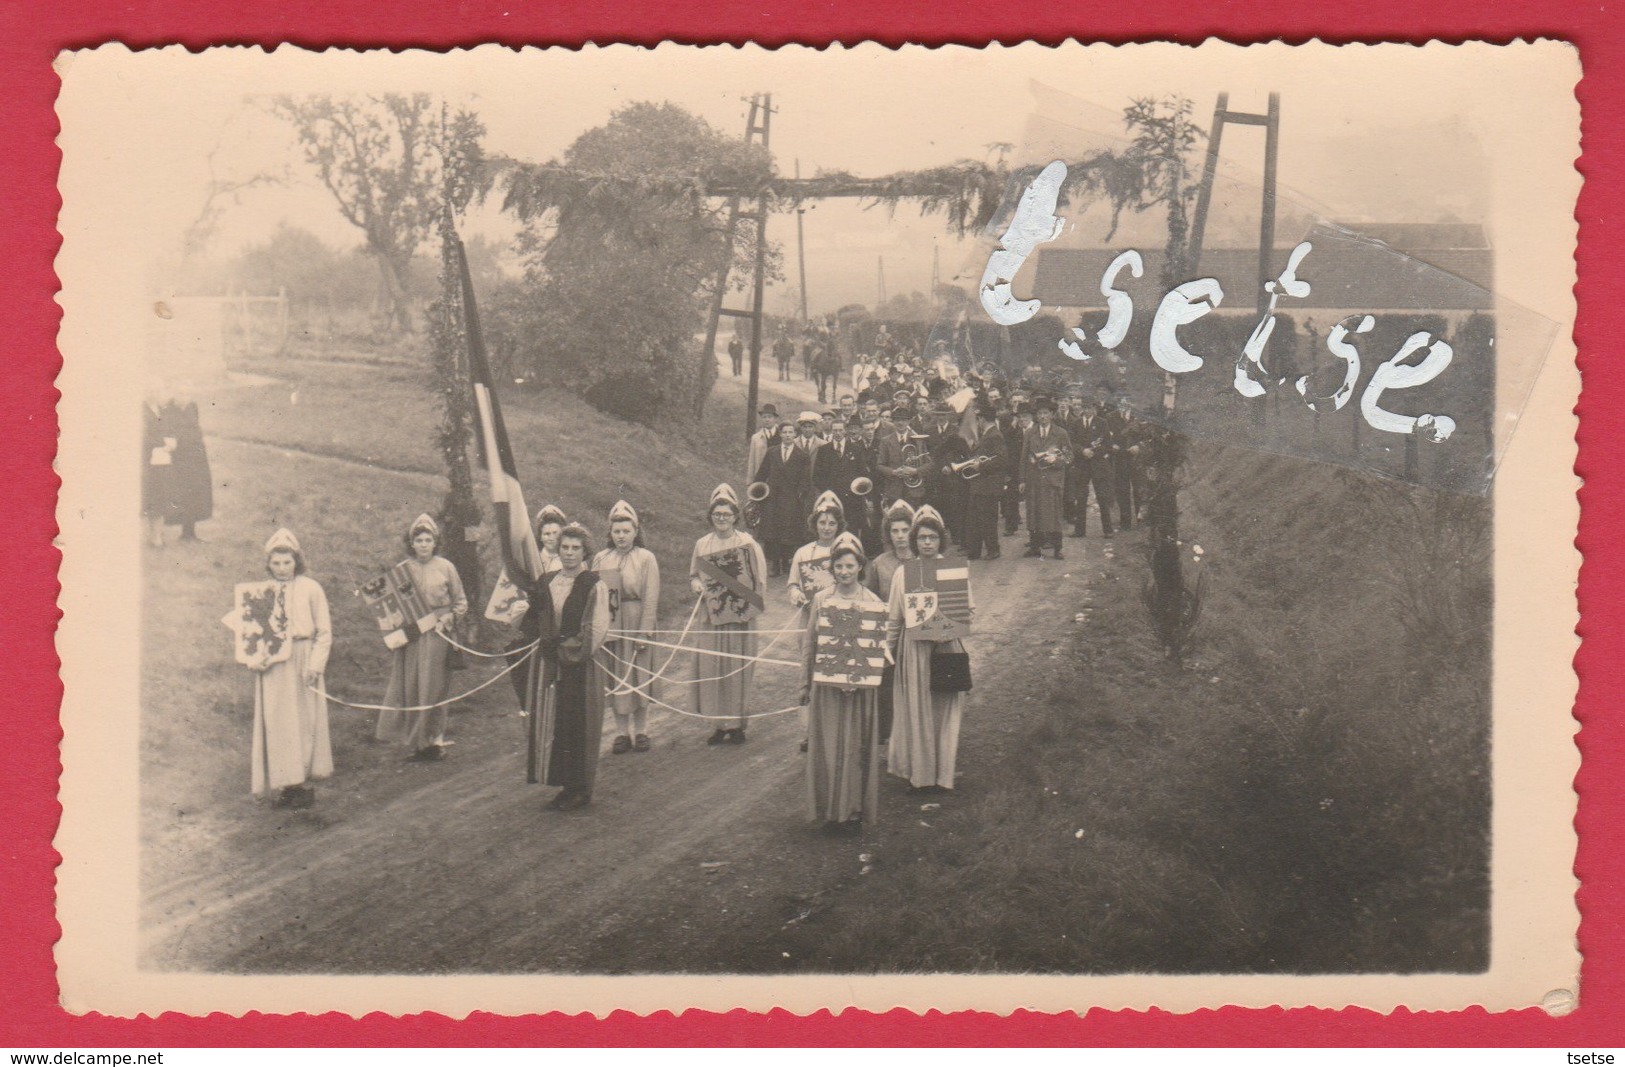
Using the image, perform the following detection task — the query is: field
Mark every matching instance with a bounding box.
[140,344,1489,974]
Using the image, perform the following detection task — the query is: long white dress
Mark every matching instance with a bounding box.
[592,545,661,730]
[251,575,334,795]
[885,557,971,789]
[689,530,769,729]
[375,555,468,750]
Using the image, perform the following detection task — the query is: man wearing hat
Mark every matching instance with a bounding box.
[997,393,1025,537]
[746,402,781,487]
[962,399,1009,560]
[1020,396,1073,559]
[924,392,970,546]
[728,333,745,377]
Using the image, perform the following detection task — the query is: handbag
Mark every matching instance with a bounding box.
[929,650,972,693]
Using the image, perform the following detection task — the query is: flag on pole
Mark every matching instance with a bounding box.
[457,235,543,584]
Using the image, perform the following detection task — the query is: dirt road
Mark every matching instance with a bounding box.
[140,356,1107,974]
[144,548,1094,974]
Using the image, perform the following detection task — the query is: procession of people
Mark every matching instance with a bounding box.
[214,323,1162,839]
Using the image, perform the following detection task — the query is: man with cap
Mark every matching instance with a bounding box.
[728,333,745,377]
[756,413,816,576]
[1020,396,1073,560]
[875,404,930,513]
[961,399,1008,560]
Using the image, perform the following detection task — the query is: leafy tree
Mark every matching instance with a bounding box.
[495,102,780,424]
[231,223,366,309]
[1118,95,1206,663]
[271,93,487,335]
[1122,95,1205,287]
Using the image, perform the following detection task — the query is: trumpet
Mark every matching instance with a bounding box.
[950,455,991,480]
[1031,447,1064,469]
[850,476,873,497]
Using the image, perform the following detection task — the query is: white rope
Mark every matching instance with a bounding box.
[615,631,802,668]
[645,598,703,690]
[442,633,541,660]
[599,640,779,694]
[620,675,805,723]
[607,624,809,636]
[313,648,534,713]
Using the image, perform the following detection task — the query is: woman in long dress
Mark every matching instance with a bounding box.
[690,483,769,745]
[250,528,334,808]
[788,490,845,751]
[800,539,884,832]
[375,513,468,761]
[787,491,845,611]
[886,505,972,793]
[867,499,915,747]
[529,524,612,812]
[592,500,660,755]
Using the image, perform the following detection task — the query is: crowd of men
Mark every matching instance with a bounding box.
[743,329,1161,572]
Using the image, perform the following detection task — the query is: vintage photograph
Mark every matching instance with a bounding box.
[53,42,1581,1016]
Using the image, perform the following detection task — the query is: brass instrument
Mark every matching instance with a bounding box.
[1031,446,1064,470]
[850,476,874,497]
[897,436,931,490]
[950,455,992,480]
[744,480,770,529]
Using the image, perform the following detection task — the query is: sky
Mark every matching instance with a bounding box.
[56,41,1572,319]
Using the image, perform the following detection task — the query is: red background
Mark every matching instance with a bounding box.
[2,0,1616,1047]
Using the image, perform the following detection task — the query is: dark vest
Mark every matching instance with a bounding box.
[536,570,600,657]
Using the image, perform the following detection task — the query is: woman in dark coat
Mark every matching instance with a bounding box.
[161,395,213,540]
[526,523,611,812]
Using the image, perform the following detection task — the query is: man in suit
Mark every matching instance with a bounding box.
[1020,396,1073,560]
[728,334,745,377]
[812,414,873,548]
[1069,394,1117,538]
[962,400,1008,561]
[755,414,815,576]
[874,411,929,513]
[745,402,780,487]
[999,393,1027,536]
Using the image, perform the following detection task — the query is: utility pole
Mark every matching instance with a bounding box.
[795,159,810,322]
[877,255,887,308]
[1188,91,1282,312]
[700,92,776,444]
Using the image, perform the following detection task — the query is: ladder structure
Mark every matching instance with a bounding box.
[700,92,775,444]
